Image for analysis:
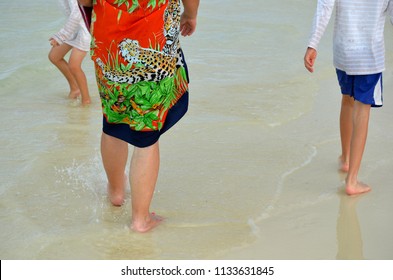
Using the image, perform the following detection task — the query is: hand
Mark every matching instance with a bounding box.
[304,47,317,73]
[49,38,59,47]
[180,13,197,36]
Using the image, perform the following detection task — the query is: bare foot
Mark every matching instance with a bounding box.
[69,90,81,99]
[107,174,127,206]
[131,213,164,233]
[81,97,91,106]
[339,156,349,173]
[345,180,371,196]
[108,186,124,206]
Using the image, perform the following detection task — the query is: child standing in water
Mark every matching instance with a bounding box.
[49,0,91,105]
[304,0,393,195]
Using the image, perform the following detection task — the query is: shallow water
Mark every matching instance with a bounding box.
[1,0,393,260]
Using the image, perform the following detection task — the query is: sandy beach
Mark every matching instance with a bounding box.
[0,0,393,260]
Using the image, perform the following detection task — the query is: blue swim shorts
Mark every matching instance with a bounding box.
[336,69,383,107]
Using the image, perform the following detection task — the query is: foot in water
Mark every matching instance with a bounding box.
[107,174,127,206]
[345,180,371,196]
[339,156,349,173]
[81,96,91,106]
[131,213,164,233]
[68,89,81,99]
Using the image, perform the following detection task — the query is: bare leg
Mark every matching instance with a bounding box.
[69,48,91,105]
[339,95,354,172]
[345,101,371,195]
[101,133,128,206]
[48,44,80,98]
[130,141,163,233]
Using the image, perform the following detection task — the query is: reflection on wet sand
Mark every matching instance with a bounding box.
[336,191,364,260]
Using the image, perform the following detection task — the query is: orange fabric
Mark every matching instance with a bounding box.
[92,1,167,64]
[90,0,189,132]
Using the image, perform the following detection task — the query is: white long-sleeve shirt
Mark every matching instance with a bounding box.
[52,0,91,52]
[308,0,393,75]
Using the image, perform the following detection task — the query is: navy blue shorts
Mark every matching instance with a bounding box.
[103,92,188,148]
[336,69,383,107]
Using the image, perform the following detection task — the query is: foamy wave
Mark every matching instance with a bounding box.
[0,66,19,81]
[248,145,318,234]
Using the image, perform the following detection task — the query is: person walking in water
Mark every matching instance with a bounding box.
[79,0,199,232]
[304,0,393,195]
[49,0,91,105]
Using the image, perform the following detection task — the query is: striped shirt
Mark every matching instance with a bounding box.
[308,0,393,75]
[52,0,91,52]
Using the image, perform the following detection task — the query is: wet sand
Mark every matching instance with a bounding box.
[219,70,393,259]
[1,0,393,260]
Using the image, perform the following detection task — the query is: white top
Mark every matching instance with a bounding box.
[308,0,393,75]
[52,0,91,52]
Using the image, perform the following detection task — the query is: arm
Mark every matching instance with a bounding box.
[78,0,93,7]
[307,0,335,50]
[180,0,200,36]
[304,0,335,72]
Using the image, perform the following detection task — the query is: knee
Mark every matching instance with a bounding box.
[48,51,63,66]
[68,61,82,74]
[48,51,57,64]
[342,95,354,107]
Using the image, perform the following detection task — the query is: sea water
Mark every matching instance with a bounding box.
[1,0,393,259]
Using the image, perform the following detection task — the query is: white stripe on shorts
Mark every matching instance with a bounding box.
[374,76,383,106]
